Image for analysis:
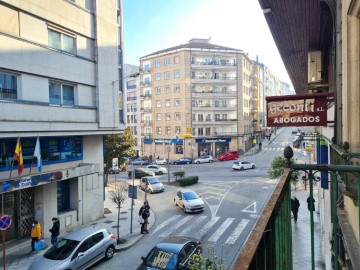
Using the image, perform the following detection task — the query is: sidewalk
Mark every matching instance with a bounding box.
[0,178,154,270]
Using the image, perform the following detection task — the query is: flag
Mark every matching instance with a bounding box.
[14,137,24,175]
[34,136,42,173]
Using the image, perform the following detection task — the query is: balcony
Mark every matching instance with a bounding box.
[191,75,237,84]
[140,93,152,99]
[140,107,152,112]
[211,131,238,136]
[141,132,152,138]
[192,118,237,125]
[140,81,152,87]
[141,120,152,126]
[140,68,151,73]
[192,104,237,111]
[192,90,237,98]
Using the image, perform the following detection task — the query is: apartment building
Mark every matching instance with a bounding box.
[0,0,123,241]
[138,38,258,160]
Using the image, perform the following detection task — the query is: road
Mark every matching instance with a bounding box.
[91,128,305,269]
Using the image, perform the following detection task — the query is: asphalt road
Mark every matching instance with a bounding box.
[91,128,303,270]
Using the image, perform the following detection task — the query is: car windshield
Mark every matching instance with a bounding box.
[144,247,178,270]
[148,177,160,184]
[43,238,80,260]
[183,192,199,200]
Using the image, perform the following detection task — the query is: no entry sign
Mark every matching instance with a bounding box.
[0,215,12,230]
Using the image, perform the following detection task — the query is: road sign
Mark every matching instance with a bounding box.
[128,185,137,199]
[112,158,118,171]
[0,215,12,231]
[186,127,192,133]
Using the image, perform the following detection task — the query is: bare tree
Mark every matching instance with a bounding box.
[109,184,128,244]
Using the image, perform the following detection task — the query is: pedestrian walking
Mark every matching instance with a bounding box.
[139,201,150,234]
[49,217,60,245]
[291,196,300,223]
[307,196,315,211]
[30,220,42,252]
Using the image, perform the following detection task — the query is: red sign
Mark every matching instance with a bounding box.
[266,93,333,127]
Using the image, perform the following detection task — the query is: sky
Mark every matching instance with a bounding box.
[123,0,291,84]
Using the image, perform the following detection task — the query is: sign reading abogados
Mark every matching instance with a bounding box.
[266,93,333,127]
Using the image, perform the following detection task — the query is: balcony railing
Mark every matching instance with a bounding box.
[191,60,237,66]
[0,88,17,99]
[140,93,152,99]
[192,104,237,110]
[141,132,152,137]
[140,107,152,112]
[140,81,152,87]
[191,75,236,80]
[140,68,151,73]
[192,90,237,96]
[141,120,152,126]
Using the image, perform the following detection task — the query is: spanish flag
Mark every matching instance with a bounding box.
[14,137,24,175]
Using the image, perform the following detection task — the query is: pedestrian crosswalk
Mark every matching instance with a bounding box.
[151,214,252,246]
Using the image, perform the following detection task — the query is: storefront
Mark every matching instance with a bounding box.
[143,138,184,159]
[195,138,232,157]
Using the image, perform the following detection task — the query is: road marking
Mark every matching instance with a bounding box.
[159,215,193,237]
[178,216,207,236]
[200,191,225,197]
[208,218,234,242]
[151,215,181,235]
[199,216,220,237]
[203,195,221,201]
[241,202,257,213]
[225,219,249,245]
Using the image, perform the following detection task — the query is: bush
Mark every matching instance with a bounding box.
[173,169,185,180]
[177,176,199,186]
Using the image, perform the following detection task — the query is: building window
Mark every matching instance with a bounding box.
[165,113,171,121]
[174,70,180,78]
[155,73,161,81]
[164,71,170,80]
[164,58,170,66]
[57,180,70,212]
[157,127,162,134]
[166,126,171,134]
[174,56,180,64]
[165,85,170,93]
[174,98,180,106]
[144,64,150,71]
[49,82,75,106]
[198,114,203,122]
[175,126,181,134]
[156,100,161,107]
[156,113,161,121]
[206,128,211,136]
[198,128,203,136]
[156,87,161,94]
[175,112,180,120]
[0,72,17,99]
[155,60,161,68]
[48,28,76,54]
[174,84,180,92]
[165,99,171,107]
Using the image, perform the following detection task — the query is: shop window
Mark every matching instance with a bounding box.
[57,180,70,212]
[176,145,183,154]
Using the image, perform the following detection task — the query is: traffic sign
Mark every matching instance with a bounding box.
[0,215,12,231]
[128,185,137,199]
[112,158,118,171]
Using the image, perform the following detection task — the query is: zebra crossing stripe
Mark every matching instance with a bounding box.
[159,215,193,238]
[225,219,249,245]
[178,216,207,236]
[198,216,220,237]
[151,215,181,235]
[208,218,234,242]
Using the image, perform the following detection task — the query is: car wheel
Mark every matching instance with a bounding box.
[159,171,164,175]
[252,165,255,169]
[187,162,189,164]
[240,167,244,170]
[174,162,177,165]
[183,206,187,213]
[105,245,115,260]
[196,161,200,164]
[209,160,213,163]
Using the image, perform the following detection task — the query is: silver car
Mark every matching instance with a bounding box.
[140,176,165,193]
[194,155,214,164]
[29,227,117,270]
[174,189,205,213]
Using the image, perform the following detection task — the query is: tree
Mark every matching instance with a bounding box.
[187,244,226,270]
[109,183,128,244]
[268,156,300,188]
[104,127,137,185]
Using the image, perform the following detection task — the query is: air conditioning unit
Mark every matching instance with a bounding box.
[308,51,322,83]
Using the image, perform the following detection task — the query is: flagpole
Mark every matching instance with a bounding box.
[29,156,35,175]
[8,159,14,179]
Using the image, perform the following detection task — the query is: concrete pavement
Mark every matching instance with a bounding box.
[0,127,324,269]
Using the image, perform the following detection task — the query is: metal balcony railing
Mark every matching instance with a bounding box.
[140,107,152,112]
[141,120,152,126]
[140,81,152,87]
[191,75,236,80]
[191,60,237,66]
[0,88,17,99]
[140,93,152,99]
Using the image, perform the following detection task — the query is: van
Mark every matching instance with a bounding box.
[218,150,239,161]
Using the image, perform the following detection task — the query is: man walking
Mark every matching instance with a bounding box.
[139,201,150,234]
[49,217,60,245]
[291,196,300,224]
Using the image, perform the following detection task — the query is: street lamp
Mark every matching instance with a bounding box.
[167,133,179,182]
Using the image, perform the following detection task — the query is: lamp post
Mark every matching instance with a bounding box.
[167,133,179,182]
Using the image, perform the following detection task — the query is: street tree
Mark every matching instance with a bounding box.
[268,156,300,189]
[104,127,137,185]
[109,183,128,244]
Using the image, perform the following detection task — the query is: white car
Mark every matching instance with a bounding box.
[232,161,255,170]
[146,165,167,175]
[174,189,205,213]
[194,155,213,164]
[140,177,165,193]
[155,158,168,165]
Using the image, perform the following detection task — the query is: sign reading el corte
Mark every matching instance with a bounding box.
[266,93,333,127]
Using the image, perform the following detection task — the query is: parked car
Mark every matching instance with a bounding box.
[173,157,193,165]
[218,150,239,161]
[155,157,168,165]
[194,155,213,164]
[131,158,149,165]
[138,236,202,270]
[174,189,205,213]
[146,164,167,175]
[140,177,165,193]
[29,227,116,270]
[128,168,155,179]
[232,161,255,170]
